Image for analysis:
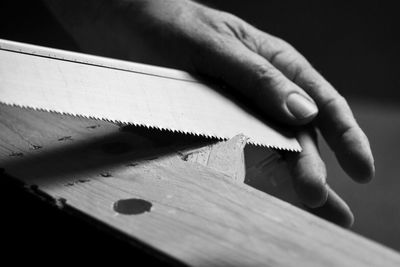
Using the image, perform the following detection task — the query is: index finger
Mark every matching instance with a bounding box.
[257,34,374,182]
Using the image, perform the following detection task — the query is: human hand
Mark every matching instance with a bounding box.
[43,0,374,227]
[131,0,374,227]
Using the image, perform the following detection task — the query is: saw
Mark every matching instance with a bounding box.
[0,39,300,151]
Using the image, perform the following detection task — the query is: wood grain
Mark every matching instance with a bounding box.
[182,134,247,182]
[1,103,399,267]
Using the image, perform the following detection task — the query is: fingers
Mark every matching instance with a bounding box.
[316,96,374,182]
[256,33,374,182]
[186,10,373,182]
[190,19,318,125]
[284,129,354,227]
[284,129,328,208]
[307,186,354,228]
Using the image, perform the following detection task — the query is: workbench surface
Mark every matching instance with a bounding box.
[1,103,399,267]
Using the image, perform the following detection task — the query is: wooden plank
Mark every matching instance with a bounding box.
[1,103,400,267]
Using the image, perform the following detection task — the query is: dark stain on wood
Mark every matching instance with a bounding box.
[29,144,43,150]
[113,198,152,215]
[86,124,101,129]
[58,136,73,141]
[9,152,24,157]
[65,179,91,187]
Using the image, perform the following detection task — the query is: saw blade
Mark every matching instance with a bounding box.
[0,39,300,151]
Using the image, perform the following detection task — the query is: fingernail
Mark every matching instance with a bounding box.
[287,93,318,120]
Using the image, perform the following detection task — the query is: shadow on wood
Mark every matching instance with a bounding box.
[1,104,400,266]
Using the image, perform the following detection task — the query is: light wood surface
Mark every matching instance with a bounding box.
[1,103,399,267]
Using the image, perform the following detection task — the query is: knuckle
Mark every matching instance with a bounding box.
[293,155,327,207]
[256,35,288,58]
[321,95,348,113]
[341,125,364,143]
[337,125,365,153]
[264,37,310,81]
[297,67,322,89]
[254,64,286,91]
[269,36,292,50]
[219,11,241,23]
[272,38,297,57]
[279,52,305,80]
[320,95,360,141]
[336,94,349,107]
[202,10,243,38]
[209,11,260,52]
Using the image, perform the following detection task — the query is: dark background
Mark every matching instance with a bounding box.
[208,1,400,103]
[1,0,399,257]
[2,1,399,102]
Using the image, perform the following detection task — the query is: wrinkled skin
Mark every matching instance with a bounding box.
[45,0,375,227]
